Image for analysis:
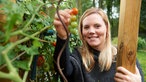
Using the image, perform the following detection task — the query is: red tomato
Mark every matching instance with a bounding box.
[51,42,56,46]
[37,55,45,66]
[70,8,78,15]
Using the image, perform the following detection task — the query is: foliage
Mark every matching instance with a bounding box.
[112,37,146,50]
[112,37,118,45]
[138,37,146,50]
[81,0,93,13]
[140,0,146,37]
[0,0,80,82]
[137,50,146,82]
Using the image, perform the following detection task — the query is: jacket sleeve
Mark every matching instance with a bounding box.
[136,59,144,82]
[53,36,73,76]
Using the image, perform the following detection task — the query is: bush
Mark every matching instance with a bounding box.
[112,37,118,45]
[138,37,146,50]
[112,37,146,50]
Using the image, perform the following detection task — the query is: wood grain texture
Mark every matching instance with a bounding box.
[116,0,142,73]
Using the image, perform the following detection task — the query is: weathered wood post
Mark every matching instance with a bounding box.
[116,0,142,73]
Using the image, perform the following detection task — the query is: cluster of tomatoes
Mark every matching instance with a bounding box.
[69,8,78,35]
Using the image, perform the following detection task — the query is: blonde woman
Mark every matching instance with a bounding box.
[53,7,144,82]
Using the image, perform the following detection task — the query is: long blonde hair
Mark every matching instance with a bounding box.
[78,7,114,72]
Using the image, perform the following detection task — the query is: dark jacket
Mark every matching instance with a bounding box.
[54,36,144,82]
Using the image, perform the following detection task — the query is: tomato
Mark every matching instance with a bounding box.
[39,11,47,17]
[71,8,78,15]
[69,28,77,35]
[43,63,50,72]
[51,42,56,46]
[70,15,77,22]
[69,8,78,35]
[37,55,45,67]
[71,21,78,28]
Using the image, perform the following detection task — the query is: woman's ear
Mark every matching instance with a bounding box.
[112,45,117,55]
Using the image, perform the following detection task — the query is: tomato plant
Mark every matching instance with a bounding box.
[0,0,81,82]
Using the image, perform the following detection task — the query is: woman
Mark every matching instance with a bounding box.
[53,7,144,82]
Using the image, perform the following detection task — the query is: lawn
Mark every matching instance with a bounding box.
[137,50,146,82]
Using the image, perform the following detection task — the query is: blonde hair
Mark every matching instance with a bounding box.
[78,7,114,72]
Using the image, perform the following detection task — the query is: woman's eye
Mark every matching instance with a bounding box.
[95,24,100,28]
[83,26,89,29]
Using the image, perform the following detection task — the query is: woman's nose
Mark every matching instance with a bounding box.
[88,27,95,34]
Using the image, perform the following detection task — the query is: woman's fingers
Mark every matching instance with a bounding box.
[114,67,131,82]
[114,72,130,81]
[115,66,142,82]
[54,15,69,26]
[55,10,70,20]
[114,76,124,82]
[54,9,71,28]
[116,66,131,75]
[53,9,71,39]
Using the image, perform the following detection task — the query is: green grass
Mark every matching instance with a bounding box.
[137,50,146,82]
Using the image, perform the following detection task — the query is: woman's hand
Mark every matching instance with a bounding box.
[53,9,71,39]
[114,66,141,82]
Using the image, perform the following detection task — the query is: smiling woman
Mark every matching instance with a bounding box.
[53,7,144,82]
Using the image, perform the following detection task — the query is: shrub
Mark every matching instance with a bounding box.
[138,37,146,50]
[112,37,146,50]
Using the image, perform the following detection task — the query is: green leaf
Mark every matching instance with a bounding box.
[13,60,30,71]
[17,45,39,55]
[0,46,5,65]
[0,44,16,66]
[33,40,42,48]
[27,46,39,55]
[26,3,34,12]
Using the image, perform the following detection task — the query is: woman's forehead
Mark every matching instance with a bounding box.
[82,14,104,24]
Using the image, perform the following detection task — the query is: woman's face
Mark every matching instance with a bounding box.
[82,13,107,50]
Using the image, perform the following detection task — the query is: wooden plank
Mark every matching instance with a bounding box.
[116,0,142,73]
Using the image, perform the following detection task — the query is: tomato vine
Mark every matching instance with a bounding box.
[0,0,81,82]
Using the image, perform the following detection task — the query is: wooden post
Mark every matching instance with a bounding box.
[116,0,142,73]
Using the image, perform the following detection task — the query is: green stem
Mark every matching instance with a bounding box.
[2,50,16,72]
[20,31,50,43]
[10,30,22,36]
[0,51,26,70]
[0,71,22,82]
[0,71,10,79]
[9,71,22,82]
[11,29,49,43]
[1,26,49,81]
[20,31,40,40]
[23,55,33,82]
[22,3,44,31]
